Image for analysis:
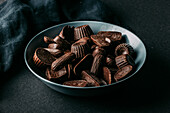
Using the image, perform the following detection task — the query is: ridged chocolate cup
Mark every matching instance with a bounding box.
[63,80,87,87]
[46,67,68,83]
[115,54,135,69]
[51,52,76,71]
[114,65,133,81]
[33,48,56,67]
[71,39,90,58]
[115,43,134,57]
[81,70,100,87]
[74,25,94,40]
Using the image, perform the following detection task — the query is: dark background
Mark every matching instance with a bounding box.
[0,0,170,113]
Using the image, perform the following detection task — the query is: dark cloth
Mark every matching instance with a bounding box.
[0,0,119,73]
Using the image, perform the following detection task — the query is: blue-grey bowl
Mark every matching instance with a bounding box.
[24,21,146,96]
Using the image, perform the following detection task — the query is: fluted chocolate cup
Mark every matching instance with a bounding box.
[114,65,133,81]
[71,38,90,58]
[74,25,94,40]
[115,54,135,69]
[33,48,56,67]
[115,43,135,57]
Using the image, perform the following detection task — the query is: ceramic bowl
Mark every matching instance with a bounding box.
[24,21,146,96]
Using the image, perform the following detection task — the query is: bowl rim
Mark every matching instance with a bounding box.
[24,20,147,89]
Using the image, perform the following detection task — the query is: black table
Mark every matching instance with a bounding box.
[1,0,170,112]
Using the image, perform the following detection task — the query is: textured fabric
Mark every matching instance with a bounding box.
[0,0,119,73]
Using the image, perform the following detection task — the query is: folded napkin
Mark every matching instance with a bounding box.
[0,0,120,73]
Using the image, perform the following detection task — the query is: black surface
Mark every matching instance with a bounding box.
[0,0,170,113]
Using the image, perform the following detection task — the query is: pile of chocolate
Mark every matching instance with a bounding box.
[33,25,135,87]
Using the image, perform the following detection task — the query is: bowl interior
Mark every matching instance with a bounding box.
[24,21,146,89]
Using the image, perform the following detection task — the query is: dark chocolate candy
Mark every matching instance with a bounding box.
[46,67,67,83]
[114,65,133,81]
[59,25,74,41]
[48,43,63,49]
[91,35,110,47]
[81,70,100,87]
[33,48,56,67]
[71,38,90,58]
[53,36,71,50]
[91,45,97,51]
[63,80,87,87]
[67,64,75,79]
[90,54,104,76]
[115,54,135,69]
[105,55,116,67]
[103,67,112,84]
[44,48,63,57]
[51,52,76,71]
[73,54,93,76]
[44,36,55,43]
[97,31,122,42]
[74,25,94,40]
[92,46,106,57]
[115,43,134,56]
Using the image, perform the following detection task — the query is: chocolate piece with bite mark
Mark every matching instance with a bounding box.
[81,70,100,87]
[63,80,87,87]
[46,67,67,83]
[114,65,133,81]
[51,52,76,71]
[33,48,56,67]
[115,54,135,69]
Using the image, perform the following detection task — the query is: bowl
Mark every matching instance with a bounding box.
[24,21,146,96]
